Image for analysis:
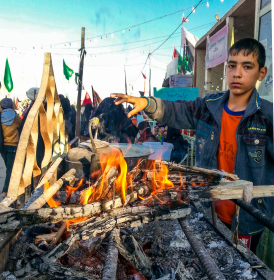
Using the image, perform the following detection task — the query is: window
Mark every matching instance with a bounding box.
[261,0,271,9]
[258,11,272,102]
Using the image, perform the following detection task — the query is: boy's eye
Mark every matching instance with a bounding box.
[244,66,251,70]
[228,64,235,68]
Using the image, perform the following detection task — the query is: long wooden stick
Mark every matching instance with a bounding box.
[27,169,76,210]
[51,221,67,246]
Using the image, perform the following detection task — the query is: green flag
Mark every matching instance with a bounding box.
[75,73,79,85]
[63,59,74,81]
[4,59,13,92]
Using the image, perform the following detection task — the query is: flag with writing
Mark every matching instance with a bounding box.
[4,59,13,92]
[92,87,102,108]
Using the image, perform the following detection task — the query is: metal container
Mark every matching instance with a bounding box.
[109,143,154,171]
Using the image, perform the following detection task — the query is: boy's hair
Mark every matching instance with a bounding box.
[228,38,266,70]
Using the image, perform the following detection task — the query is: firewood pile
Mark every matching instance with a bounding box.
[1,157,274,280]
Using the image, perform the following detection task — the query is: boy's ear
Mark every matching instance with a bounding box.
[258,66,267,81]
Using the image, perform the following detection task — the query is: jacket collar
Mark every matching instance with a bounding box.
[205,88,260,126]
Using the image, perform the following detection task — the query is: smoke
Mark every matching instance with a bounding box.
[134,27,141,39]
[95,7,114,32]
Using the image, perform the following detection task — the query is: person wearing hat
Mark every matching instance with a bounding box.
[0,98,22,198]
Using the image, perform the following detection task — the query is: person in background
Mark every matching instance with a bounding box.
[80,103,93,138]
[0,98,22,198]
[136,121,158,144]
[158,124,168,142]
[59,95,75,141]
[153,125,159,138]
[165,127,189,164]
[20,88,45,171]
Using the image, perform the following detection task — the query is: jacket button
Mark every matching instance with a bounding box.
[258,199,262,204]
[254,139,259,144]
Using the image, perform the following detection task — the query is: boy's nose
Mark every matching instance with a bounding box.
[233,66,242,78]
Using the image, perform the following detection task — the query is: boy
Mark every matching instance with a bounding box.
[111,38,274,252]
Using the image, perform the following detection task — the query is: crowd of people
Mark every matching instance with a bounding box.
[0,91,190,199]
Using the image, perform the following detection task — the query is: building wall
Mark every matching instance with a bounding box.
[195,49,206,97]
[211,63,225,93]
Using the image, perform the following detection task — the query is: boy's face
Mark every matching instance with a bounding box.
[226,50,267,96]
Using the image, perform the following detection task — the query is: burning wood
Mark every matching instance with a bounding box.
[2,143,274,279]
[71,205,191,239]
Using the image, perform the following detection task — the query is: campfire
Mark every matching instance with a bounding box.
[1,54,274,280]
[3,144,267,280]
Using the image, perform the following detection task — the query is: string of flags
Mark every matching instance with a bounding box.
[0,0,223,51]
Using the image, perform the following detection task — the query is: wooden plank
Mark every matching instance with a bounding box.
[0,53,68,208]
[26,168,76,210]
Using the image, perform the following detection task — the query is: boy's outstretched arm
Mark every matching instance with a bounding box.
[111,94,201,130]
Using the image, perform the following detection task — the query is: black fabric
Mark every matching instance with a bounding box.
[166,127,189,163]
[93,97,138,143]
[60,98,76,141]
[80,104,93,138]
[162,77,169,88]
[1,145,17,193]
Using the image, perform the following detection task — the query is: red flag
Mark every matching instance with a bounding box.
[173,46,179,59]
[82,92,93,106]
[141,72,146,79]
[182,17,189,23]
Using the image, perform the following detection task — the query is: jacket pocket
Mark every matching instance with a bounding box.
[242,134,266,168]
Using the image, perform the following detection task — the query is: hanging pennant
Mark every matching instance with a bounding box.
[63,59,74,81]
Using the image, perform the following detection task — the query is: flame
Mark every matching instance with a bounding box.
[65,178,83,203]
[148,161,174,192]
[191,182,197,187]
[80,184,95,204]
[138,195,145,200]
[114,151,127,204]
[44,181,61,207]
[90,148,127,204]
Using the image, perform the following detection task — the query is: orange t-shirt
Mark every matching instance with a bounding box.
[214,102,245,224]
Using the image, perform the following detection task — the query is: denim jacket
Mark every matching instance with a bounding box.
[145,89,274,235]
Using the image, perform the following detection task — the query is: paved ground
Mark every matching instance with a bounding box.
[0,156,6,202]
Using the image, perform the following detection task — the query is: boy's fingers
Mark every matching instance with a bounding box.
[111,93,128,99]
[127,107,141,118]
[114,98,128,105]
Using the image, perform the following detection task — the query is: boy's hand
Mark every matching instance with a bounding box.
[110,94,148,118]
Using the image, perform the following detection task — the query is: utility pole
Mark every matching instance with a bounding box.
[76,27,85,138]
[149,42,151,97]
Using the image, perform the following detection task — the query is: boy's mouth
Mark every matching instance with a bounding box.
[231,82,242,87]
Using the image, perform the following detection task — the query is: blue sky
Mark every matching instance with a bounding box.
[0,0,239,101]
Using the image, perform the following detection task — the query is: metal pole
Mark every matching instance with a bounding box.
[178,218,226,280]
[235,199,274,233]
[76,27,85,138]
[149,43,151,97]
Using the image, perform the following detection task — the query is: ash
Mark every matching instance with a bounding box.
[129,209,261,280]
